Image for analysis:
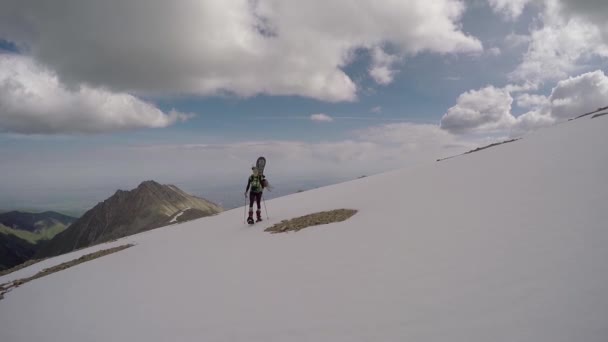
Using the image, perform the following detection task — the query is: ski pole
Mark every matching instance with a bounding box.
[262,194,269,220]
[243,193,247,224]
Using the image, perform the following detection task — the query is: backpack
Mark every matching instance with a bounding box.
[250,175,265,192]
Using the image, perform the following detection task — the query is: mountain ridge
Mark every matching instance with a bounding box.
[36,180,222,258]
[0,211,76,233]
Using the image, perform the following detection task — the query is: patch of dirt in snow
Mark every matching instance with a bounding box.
[264,209,357,234]
[0,244,133,301]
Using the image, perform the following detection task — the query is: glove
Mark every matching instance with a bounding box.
[244,191,248,197]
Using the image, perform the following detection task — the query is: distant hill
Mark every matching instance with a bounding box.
[0,224,68,244]
[37,180,222,258]
[0,211,76,271]
[0,233,37,272]
[0,211,76,234]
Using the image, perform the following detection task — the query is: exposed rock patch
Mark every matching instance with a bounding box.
[437,138,521,162]
[575,106,608,119]
[265,209,357,234]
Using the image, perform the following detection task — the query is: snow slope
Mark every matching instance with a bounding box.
[1,117,607,342]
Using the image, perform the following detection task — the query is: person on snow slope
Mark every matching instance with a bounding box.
[245,166,267,223]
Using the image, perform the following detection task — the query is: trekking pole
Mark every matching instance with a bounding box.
[262,194,269,220]
[243,193,247,224]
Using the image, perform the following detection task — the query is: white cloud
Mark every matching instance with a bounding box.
[488,0,535,20]
[439,84,556,136]
[509,109,555,136]
[369,47,400,85]
[500,0,608,84]
[516,93,549,108]
[547,70,608,119]
[558,0,608,42]
[510,16,608,83]
[504,32,531,48]
[0,54,189,134]
[440,69,608,136]
[504,82,539,93]
[357,123,469,153]
[439,83,557,137]
[0,0,482,102]
[310,113,334,122]
[440,86,516,134]
[352,1,608,138]
[178,123,473,171]
[167,123,476,174]
[488,47,502,56]
[370,106,382,114]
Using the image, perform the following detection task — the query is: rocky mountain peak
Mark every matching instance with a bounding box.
[36,181,222,258]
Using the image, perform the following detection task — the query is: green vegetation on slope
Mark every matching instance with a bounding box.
[0,211,76,233]
[0,223,67,243]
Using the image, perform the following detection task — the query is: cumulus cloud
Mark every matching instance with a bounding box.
[504,82,539,93]
[0,0,482,102]
[0,54,188,134]
[369,47,400,85]
[496,0,608,84]
[509,109,555,136]
[488,0,535,20]
[439,83,558,136]
[440,85,556,137]
[488,47,502,56]
[310,113,334,122]
[516,93,549,108]
[464,2,608,135]
[558,0,608,42]
[440,69,608,136]
[510,16,608,83]
[440,86,516,134]
[547,70,608,119]
[504,32,532,48]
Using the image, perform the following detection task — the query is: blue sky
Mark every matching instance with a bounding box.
[1,0,608,214]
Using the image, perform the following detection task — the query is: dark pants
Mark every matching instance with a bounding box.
[249,191,262,210]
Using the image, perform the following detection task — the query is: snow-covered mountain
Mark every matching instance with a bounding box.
[1,115,607,342]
